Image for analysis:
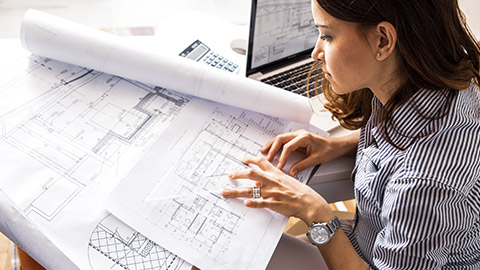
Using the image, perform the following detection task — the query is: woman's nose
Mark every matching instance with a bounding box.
[311,46,324,62]
[311,40,324,61]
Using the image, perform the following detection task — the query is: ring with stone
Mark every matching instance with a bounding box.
[252,186,261,199]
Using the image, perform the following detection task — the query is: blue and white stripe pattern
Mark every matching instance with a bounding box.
[346,82,480,269]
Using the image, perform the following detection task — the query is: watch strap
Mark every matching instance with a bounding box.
[325,216,341,234]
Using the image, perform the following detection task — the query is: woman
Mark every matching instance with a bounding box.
[222,0,480,269]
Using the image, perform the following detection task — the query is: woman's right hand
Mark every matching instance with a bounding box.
[261,129,359,176]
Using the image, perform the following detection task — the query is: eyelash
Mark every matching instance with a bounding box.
[320,34,332,42]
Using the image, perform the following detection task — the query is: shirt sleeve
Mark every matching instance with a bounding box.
[371,177,476,269]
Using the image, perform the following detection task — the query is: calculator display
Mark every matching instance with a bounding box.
[186,44,209,60]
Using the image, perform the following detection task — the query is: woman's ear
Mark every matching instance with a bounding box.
[371,21,397,61]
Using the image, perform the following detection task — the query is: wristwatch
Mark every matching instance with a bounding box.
[307,216,341,246]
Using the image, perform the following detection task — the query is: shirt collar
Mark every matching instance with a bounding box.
[368,88,454,151]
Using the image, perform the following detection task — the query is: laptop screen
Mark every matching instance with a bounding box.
[246,0,318,76]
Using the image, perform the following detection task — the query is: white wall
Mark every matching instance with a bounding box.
[0,0,478,39]
[460,0,480,39]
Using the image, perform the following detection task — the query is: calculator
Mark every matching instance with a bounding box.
[179,40,239,73]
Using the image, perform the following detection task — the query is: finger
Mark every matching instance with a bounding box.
[242,156,275,172]
[222,183,264,198]
[263,132,299,161]
[244,198,268,208]
[277,135,308,170]
[288,157,319,176]
[265,138,285,162]
[228,167,267,183]
[221,187,253,198]
[243,197,280,209]
[260,138,275,155]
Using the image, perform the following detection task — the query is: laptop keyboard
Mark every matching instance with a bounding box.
[260,62,322,97]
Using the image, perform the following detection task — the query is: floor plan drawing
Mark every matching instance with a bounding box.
[88,214,188,270]
[0,39,321,269]
[0,49,192,269]
[108,101,316,270]
[162,194,242,258]
[1,55,189,221]
[141,108,271,260]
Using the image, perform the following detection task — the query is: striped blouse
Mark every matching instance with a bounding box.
[345,82,480,269]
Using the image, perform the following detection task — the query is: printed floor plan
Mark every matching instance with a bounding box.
[0,49,191,269]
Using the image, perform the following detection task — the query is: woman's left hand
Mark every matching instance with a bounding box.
[221,155,334,225]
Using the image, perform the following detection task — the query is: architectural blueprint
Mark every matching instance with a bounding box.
[88,214,186,270]
[0,8,324,269]
[0,40,191,269]
[21,9,313,125]
[108,99,324,270]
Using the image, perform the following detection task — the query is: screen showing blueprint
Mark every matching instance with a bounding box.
[250,0,318,69]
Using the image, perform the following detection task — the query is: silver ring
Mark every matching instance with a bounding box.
[252,187,261,199]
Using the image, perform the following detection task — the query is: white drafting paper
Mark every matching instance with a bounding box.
[0,8,322,269]
[0,39,192,270]
[107,98,328,270]
[0,189,78,269]
[20,9,313,125]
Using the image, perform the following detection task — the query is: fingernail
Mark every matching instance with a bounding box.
[228,172,234,178]
[291,170,298,176]
[222,190,230,197]
[244,200,252,206]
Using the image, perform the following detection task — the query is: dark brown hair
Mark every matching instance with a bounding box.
[311,0,480,149]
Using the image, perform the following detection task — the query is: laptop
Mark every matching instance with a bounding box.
[246,0,321,97]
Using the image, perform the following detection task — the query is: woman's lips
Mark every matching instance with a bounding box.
[323,70,332,79]
[322,68,330,75]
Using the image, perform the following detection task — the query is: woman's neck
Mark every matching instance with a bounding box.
[370,53,405,105]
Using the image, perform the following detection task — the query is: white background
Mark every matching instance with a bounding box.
[0,0,479,39]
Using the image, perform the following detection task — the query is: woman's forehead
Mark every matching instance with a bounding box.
[312,2,335,27]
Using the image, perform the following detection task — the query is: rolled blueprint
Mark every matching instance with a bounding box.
[20,9,313,124]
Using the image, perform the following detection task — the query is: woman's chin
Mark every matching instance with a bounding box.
[330,83,353,95]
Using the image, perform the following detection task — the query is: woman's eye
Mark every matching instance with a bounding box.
[320,34,332,42]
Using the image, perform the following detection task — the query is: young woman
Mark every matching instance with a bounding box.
[222,0,480,269]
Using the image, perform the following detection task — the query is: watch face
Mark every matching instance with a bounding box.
[310,226,330,245]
